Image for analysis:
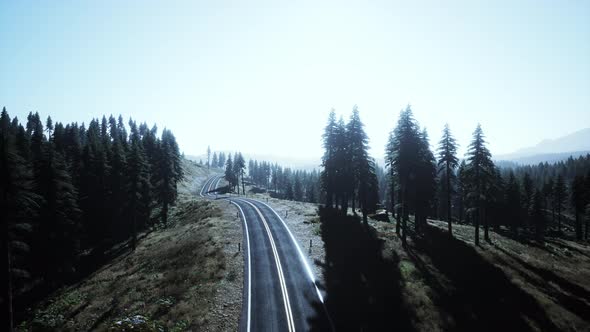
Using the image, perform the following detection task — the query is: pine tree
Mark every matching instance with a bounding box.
[415,128,437,232]
[386,106,421,244]
[34,141,80,286]
[465,124,495,245]
[531,189,545,242]
[234,152,246,195]
[572,175,586,240]
[127,120,150,250]
[225,154,234,192]
[218,152,226,168]
[1,108,40,331]
[437,124,459,236]
[293,172,304,201]
[154,129,182,225]
[505,171,522,235]
[457,160,468,223]
[207,145,211,169]
[554,174,567,233]
[212,152,218,169]
[543,177,555,225]
[321,109,338,208]
[522,173,534,229]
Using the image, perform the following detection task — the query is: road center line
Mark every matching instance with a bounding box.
[237,199,296,332]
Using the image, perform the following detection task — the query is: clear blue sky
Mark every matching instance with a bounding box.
[1,0,589,162]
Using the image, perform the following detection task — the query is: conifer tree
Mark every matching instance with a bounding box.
[572,175,586,240]
[437,124,459,235]
[522,173,534,228]
[532,188,545,242]
[465,124,495,245]
[225,153,234,191]
[211,152,219,168]
[505,171,522,235]
[1,108,40,331]
[207,145,211,169]
[386,106,421,244]
[321,109,338,208]
[554,174,567,233]
[346,106,370,215]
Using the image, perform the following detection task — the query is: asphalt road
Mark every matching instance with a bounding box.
[200,176,332,332]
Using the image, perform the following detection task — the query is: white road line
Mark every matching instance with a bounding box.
[249,199,336,332]
[237,199,296,332]
[231,201,252,332]
[251,199,325,302]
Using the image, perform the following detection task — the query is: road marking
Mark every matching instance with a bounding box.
[250,200,325,301]
[247,199,335,332]
[231,201,252,332]
[237,199,296,332]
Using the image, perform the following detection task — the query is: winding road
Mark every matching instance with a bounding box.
[199,175,332,331]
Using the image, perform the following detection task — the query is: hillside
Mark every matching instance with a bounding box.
[16,160,244,331]
[315,210,590,331]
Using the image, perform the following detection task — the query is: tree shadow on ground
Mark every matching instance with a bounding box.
[307,207,415,331]
[409,224,559,331]
[492,245,590,320]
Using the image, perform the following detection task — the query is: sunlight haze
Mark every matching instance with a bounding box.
[1,0,589,162]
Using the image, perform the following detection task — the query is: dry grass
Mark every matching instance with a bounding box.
[369,217,590,332]
[18,162,243,331]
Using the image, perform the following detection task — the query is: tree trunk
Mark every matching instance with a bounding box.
[390,167,395,225]
[446,162,452,236]
[162,202,169,225]
[575,213,582,240]
[351,190,356,215]
[483,206,490,242]
[132,211,137,250]
[557,206,562,233]
[401,186,407,245]
[3,222,14,332]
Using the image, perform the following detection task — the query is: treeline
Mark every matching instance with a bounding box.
[206,146,227,169]
[320,105,590,245]
[1,107,183,329]
[499,154,590,239]
[248,159,321,203]
[321,106,381,223]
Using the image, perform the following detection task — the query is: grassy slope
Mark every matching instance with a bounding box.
[18,160,243,331]
[369,218,590,332]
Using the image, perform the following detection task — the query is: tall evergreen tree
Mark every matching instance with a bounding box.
[531,189,545,242]
[225,153,235,191]
[212,152,218,169]
[572,175,586,240]
[554,174,567,233]
[207,145,211,169]
[386,106,424,243]
[321,109,338,208]
[1,108,40,331]
[464,124,495,245]
[505,171,522,235]
[437,124,459,235]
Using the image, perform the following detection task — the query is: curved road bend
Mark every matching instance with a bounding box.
[199,174,223,197]
[199,176,332,331]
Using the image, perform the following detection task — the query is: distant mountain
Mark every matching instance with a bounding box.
[495,128,590,165]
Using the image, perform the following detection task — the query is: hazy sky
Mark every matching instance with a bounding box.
[1,0,589,163]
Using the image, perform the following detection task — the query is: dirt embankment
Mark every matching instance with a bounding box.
[18,162,244,331]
